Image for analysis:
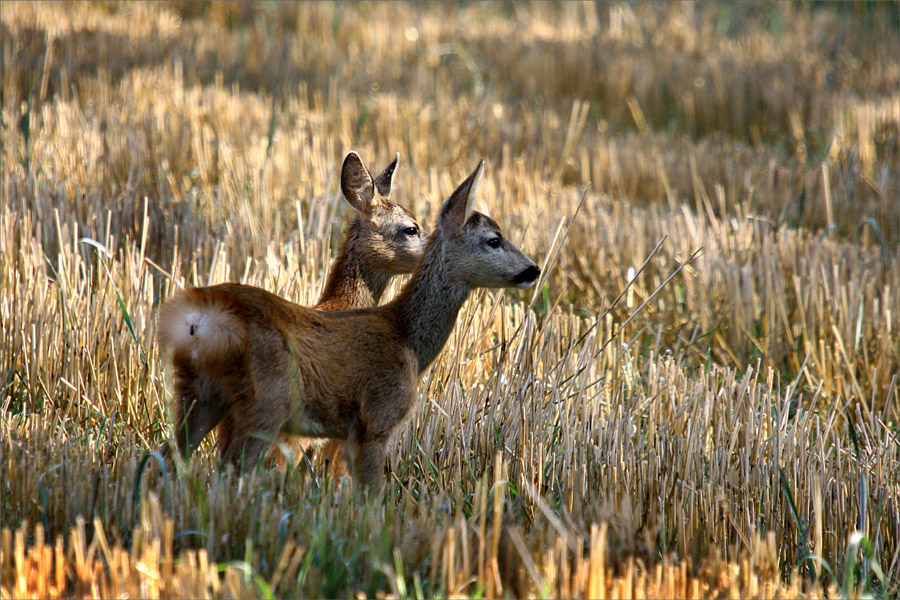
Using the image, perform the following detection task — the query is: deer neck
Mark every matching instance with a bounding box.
[391,237,472,374]
[316,218,391,310]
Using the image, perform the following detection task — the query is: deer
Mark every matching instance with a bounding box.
[158,160,540,491]
[316,151,425,311]
[160,151,427,469]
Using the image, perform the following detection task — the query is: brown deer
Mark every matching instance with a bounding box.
[158,160,540,491]
[160,151,426,466]
[316,151,425,311]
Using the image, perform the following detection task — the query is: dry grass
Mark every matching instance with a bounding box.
[2,1,899,598]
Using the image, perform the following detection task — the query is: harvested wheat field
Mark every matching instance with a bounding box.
[2,1,899,598]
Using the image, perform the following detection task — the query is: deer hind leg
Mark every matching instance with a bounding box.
[282,435,322,465]
[165,363,228,459]
[322,439,350,479]
[219,328,295,470]
[218,405,286,469]
[262,434,320,471]
[265,437,346,476]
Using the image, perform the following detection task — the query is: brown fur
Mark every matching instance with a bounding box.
[316,152,423,310]
[304,152,422,476]
[160,152,426,476]
[158,161,540,491]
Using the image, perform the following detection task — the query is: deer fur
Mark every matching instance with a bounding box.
[158,160,540,491]
[301,151,424,474]
[160,151,426,470]
[316,151,424,310]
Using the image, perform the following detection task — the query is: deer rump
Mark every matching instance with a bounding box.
[159,282,411,446]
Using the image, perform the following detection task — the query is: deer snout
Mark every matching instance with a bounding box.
[513,264,541,287]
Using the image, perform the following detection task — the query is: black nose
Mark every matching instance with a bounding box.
[514,264,541,284]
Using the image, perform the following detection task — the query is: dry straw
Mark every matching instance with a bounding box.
[2,1,898,597]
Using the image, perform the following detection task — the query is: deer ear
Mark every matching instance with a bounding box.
[439,160,484,235]
[373,152,399,197]
[341,151,377,215]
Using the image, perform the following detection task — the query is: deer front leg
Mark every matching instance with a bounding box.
[347,420,388,493]
[348,375,417,492]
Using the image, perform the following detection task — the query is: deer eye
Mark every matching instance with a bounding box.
[486,237,502,248]
[402,226,419,237]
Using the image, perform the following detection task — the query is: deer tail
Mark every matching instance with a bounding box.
[158,288,247,368]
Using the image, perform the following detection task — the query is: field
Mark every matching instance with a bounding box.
[2,1,899,598]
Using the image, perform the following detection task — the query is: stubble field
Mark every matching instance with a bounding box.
[2,2,899,598]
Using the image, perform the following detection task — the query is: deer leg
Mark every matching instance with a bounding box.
[347,420,388,493]
[220,329,295,470]
[218,412,284,469]
[219,383,291,470]
[165,367,228,459]
[264,434,324,471]
[323,439,351,479]
[347,381,415,491]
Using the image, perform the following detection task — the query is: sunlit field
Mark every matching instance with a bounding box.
[2,2,899,598]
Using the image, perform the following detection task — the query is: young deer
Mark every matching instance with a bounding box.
[161,151,427,464]
[158,160,539,490]
[316,151,425,310]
